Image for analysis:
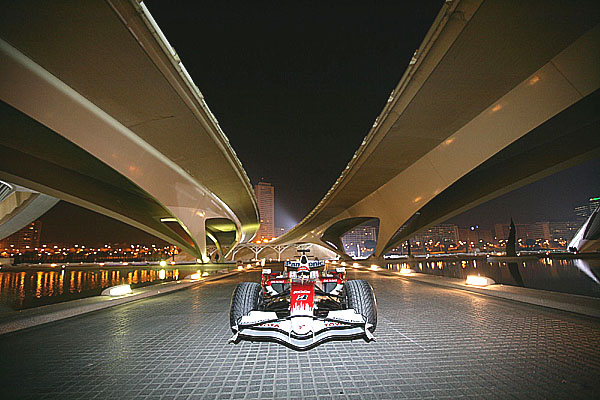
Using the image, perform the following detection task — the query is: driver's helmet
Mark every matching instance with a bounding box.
[298,255,310,278]
[297,265,310,278]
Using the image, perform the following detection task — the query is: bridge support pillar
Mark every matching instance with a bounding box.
[206,232,225,262]
[374,219,400,258]
[196,219,209,263]
[169,208,208,263]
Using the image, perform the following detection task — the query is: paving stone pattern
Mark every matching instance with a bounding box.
[0,268,599,399]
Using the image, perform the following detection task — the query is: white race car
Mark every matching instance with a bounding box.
[229,251,377,350]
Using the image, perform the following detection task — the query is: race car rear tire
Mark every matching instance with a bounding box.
[230,282,262,330]
[345,280,377,332]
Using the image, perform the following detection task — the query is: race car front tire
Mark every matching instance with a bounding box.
[345,280,377,332]
[230,282,262,330]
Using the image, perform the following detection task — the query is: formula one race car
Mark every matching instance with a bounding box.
[229,250,377,350]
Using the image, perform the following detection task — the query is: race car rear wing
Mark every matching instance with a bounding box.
[284,260,325,268]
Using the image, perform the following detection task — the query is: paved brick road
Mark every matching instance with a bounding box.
[1,268,599,399]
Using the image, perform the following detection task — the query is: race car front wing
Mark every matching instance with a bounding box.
[229,309,375,351]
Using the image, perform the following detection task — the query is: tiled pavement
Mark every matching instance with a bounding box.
[0,268,599,399]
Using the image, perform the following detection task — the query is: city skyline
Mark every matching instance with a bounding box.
[15,193,593,256]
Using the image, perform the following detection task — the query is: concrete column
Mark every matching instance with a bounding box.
[374,218,399,258]
[195,216,208,263]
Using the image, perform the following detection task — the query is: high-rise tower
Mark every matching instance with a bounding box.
[254,181,275,241]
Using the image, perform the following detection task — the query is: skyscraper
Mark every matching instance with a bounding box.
[254,181,275,241]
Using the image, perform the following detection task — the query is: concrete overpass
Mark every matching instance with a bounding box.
[273,0,600,258]
[0,0,259,260]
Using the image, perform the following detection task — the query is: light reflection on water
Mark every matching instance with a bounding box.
[386,258,600,298]
[0,267,200,311]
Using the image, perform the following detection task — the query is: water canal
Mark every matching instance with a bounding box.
[386,257,600,298]
[0,263,234,313]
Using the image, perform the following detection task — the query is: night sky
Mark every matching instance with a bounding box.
[142,0,445,229]
[39,1,599,244]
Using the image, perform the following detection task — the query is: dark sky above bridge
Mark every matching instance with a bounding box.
[40,1,599,245]
[142,0,446,230]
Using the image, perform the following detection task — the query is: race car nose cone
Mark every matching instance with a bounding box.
[291,316,313,335]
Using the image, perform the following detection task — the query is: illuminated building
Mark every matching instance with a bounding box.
[549,221,580,242]
[415,224,459,246]
[254,181,275,240]
[0,220,42,250]
[529,222,551,241]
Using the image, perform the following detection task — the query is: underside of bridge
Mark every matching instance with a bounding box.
[382,90,600,254]
[273,0,600,259]
[0,100,201,256]
[0,100,243,259]
[0,0,259,260]
[206,218,238,259]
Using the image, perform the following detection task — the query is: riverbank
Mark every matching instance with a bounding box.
[0,268,252,335]
[381,251,600,263]
[0,261,237,271]
[0,262,242,311]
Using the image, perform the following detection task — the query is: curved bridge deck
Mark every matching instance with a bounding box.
[1,269,598,399]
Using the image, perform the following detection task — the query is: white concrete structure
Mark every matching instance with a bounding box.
[568,208,600,253]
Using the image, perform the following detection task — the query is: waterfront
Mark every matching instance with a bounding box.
[0,264,232,313]
[0,256,598,316]
[387,257,600,298]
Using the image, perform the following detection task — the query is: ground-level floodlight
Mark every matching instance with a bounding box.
[185,271,201,280]
[399,267,415,275]
[465,275,495,286]
[102,284,133,297]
